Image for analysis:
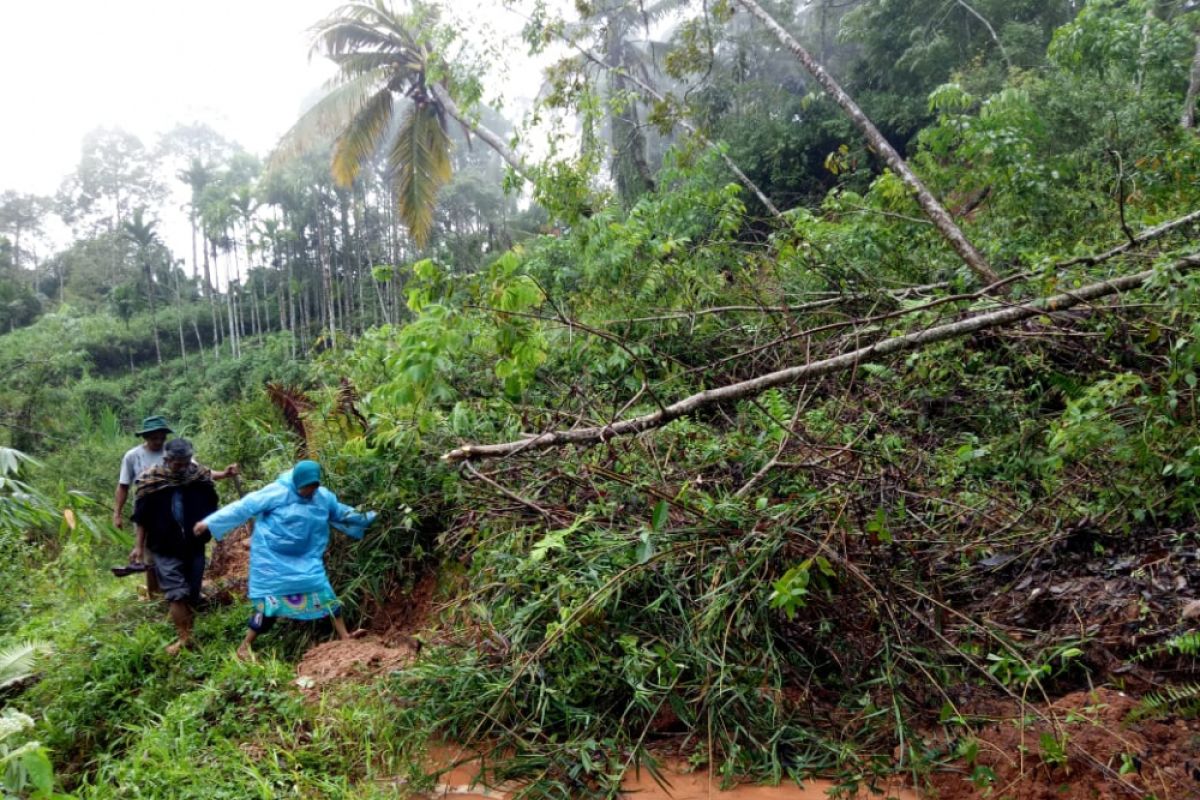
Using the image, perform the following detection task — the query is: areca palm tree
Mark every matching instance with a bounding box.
[178,158,220,356]
[122,207,163,365]
[277,1,528,248]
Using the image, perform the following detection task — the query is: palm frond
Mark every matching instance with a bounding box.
[328,51,407,77]
[0,640,49,690]
[270,67,390,171]
[388,102,452,248]
[310,3,419,60]
[331,87,395,187]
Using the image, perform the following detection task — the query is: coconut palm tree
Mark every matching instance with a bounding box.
[276,1,528,248]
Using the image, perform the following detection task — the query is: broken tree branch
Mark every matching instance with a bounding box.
[1057,206,1200,268]
[442,256,1198,463]
[733,0,1000,285]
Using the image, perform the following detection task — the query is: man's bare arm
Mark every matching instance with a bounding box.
[113,483,130,529]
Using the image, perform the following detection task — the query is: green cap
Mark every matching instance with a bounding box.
[134,415,173,436]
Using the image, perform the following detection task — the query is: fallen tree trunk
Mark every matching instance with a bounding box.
[733,0,1000,285]
[442,256,1198,463]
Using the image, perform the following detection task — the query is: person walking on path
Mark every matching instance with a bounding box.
[193,459,376,660]
[130,438,220,655]
[114,415,238,595]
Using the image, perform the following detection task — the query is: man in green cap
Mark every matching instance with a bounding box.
[113,415,238,595]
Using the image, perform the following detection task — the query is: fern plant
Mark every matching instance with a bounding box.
[1128,683,1200,722]
[1133,630,1200,663]
[1128,631,1200,721]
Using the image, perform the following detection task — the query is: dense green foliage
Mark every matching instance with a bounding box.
[3,1,1200,797]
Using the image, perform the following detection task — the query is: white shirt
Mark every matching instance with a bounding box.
[118,444,166,487]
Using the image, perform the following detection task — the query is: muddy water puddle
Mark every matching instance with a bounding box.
[417,746,914,799]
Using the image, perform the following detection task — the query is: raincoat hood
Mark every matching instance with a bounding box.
[291,460,321,490]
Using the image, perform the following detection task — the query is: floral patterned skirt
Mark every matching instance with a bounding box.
[251,587,341,620]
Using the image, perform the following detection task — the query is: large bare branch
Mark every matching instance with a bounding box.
[732,0,1000,285]
[430,83,531,181]
[1057,206,1200,268]
[441,256,1198,462]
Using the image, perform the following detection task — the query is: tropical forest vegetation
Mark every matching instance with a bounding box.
[2,0,1200,797]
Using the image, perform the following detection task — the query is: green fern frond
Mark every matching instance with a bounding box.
[0,640,50,690]
[1134,630,1200,662]
[388,102,452,248]
[331,87,395,187]
[1128,682,1200,722]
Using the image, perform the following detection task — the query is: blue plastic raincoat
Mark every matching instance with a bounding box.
[202,469,376,599]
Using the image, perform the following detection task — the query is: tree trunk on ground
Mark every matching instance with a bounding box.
[442,256,1200,462]
[734,0,999,285]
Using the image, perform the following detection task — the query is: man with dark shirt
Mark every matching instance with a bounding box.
[131,438,219,655]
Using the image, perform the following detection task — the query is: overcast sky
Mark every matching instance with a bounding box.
[0,0,553,260]
[0,1,339,195]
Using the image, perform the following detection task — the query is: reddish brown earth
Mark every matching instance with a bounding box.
[925,688,1200,799]
[292,571,435,691]
[295,635,417,688]
[301,530,1200,799]
[924,526,1200,799]
[203,522,252,599]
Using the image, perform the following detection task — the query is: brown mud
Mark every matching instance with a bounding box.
[292,571,436,692]
[924,525,1200,798]
[400,745,914,799]
[202,522,252,601]
[295,635,417,689]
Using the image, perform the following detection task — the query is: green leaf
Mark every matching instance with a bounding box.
[20,747,54,795]
[651,500,668,532]
[636,530,654,564]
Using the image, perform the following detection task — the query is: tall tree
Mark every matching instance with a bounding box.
[0,192,48,287]
[579,0,683,205]
[122,207,165,366]
[276,0,528,248]
[58,128,165,236]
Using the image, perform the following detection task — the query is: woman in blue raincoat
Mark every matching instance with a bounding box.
[194,459,376,659]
